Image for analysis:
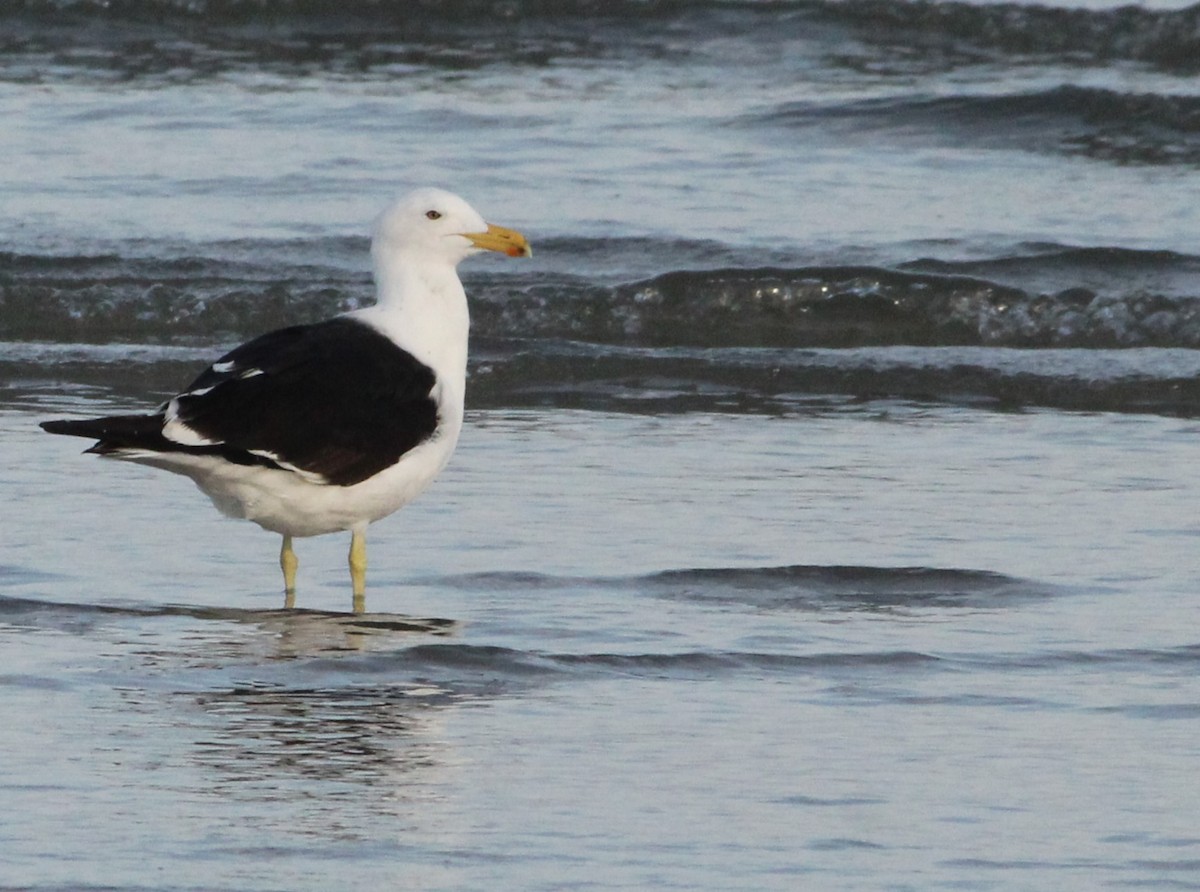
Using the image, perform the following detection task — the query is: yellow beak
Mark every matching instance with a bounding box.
[463,223,532,258]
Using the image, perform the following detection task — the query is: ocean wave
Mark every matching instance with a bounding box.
[0,3,637,83]
[477,263,1200,349]
[237,641,947,680]
[6,0,689,20]
[0,565,1046,620]
[427,564,1051,612]
[815,0,1200,74]
[641,564,1047,610]
[6,592,1199,691]
[167,639,1200,692]
[752,85,1200,166]
[904,244,1200,297]
[8,243,1200,415]
[13,246,1200,348]
[6,0,1199,72]
[0,248,371,342]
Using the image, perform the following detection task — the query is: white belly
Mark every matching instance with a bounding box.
[120,420,461,538]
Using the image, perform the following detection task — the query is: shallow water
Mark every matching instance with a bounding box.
[4,403,1200,890]
[3,0,1200,888]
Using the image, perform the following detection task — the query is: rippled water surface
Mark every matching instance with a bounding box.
[4,404,1200,889]
[2,0,1200,888]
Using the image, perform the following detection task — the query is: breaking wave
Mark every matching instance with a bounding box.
[6,238,1200,416]
[7,244,1200,349]
[478,264,1200,349]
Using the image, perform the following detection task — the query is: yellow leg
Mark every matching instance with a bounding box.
[349,527,367,614]
[280,534,298,608]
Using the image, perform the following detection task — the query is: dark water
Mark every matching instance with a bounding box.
[2,1,1200,889]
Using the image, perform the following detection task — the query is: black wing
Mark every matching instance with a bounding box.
[42,318,440,487]
[169,317,439,486]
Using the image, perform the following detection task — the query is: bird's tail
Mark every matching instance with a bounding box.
[40,414,169,454]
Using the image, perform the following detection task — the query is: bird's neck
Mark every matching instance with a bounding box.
[366,257,470,377]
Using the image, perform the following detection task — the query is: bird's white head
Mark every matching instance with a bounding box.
[371,187,531,271]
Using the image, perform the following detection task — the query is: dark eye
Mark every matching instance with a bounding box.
[425,210,442,220]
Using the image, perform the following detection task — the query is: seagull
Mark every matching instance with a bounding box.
[40,188,531,612]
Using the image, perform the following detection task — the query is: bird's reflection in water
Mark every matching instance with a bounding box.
[251,608,457,659]
[193,682,454,794]
[164,605,458,663]
[178,609,467,819]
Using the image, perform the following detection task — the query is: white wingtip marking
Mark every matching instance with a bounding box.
[163,417,220,447]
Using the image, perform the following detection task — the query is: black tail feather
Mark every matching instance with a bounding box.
[40,413,284,470]
[41,412,163,436]
[40,414,168,451]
